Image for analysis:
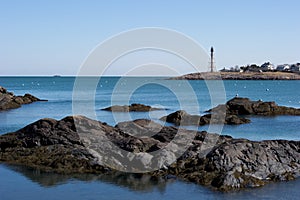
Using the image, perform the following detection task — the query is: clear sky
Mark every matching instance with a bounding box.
[0,0,299,75]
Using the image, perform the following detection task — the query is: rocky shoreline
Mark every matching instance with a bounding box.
[0,86,47,111]
[171,72,300,80]
[0,115,299,191]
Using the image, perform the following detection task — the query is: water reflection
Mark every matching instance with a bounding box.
[1,163,300,200]
[3,164,173,193]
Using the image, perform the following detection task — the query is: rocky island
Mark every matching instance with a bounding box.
[160,97,300,127]
[0,86,47,111]
[208,97,300,116]
[102,103,164,112]
[0,115,299,191]
[160,110,250,126]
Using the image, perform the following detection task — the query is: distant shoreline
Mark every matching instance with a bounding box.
[1,72,300,80]
[171,71,300,80]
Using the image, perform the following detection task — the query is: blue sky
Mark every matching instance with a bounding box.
[0,0,299,75]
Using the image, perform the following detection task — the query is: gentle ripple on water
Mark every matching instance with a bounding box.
[0,77,300,199]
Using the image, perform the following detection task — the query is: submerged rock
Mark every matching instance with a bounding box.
[102,103,164,112]
[0,116,299,191]
[0,86,47,111]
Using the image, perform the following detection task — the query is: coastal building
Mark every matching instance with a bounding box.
[261,62,275,72]
[276,64,290,71]
[240,64,261,72]
[220,62,300,73]
[290,63,300,72]
[220,67,231,72]
[220,65,240,72]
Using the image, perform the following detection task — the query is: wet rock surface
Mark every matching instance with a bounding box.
[0,86,47,111]
[208,97,300,116]
[101,103,164,112]
[0,115,299,191]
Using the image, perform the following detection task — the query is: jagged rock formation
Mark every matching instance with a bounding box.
[160,110,250,126]
[0,86,47,110]
[101,103,164,112]
[0,116,299,191]
[161,97,300,127]
[208,97,300,116]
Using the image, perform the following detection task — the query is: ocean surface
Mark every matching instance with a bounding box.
[0,77,300,200]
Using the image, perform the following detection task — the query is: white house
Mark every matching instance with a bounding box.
[261,62,275,71]
[276,64,290,71]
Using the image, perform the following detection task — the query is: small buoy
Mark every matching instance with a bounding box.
[266,88,269,91]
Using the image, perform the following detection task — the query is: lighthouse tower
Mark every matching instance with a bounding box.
[210,47,215,72]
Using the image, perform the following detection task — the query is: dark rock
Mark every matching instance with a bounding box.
[0,86,47,111]
[225,114,251,125]
[193,139,300,191]
[102,103,164,112]
[160,110,250,126]
[209,97,300,116]
[160,110,201,126]
[1,116,299,191]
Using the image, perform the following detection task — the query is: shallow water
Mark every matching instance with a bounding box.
[1,164,300,200]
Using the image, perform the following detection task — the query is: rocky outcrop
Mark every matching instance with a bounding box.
[160,97,300,127]
[208,97,300,116]
[160,110,250,126]
[176,139,300,191]
[101,103,164,112]
[0,116,299,191]
[160,110,201,126]
[0,86,47,110]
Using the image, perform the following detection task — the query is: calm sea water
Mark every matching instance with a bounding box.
[0,77,300,199]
